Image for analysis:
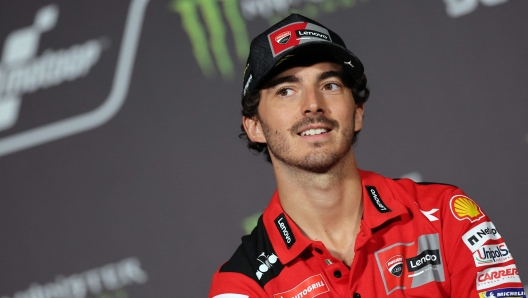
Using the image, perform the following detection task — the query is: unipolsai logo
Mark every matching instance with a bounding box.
[0,0,150,157]
[170,0,369,80]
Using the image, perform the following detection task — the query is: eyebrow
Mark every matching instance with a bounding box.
[264,75,300,89]
[318,70,344,81]
[263,69,344,90]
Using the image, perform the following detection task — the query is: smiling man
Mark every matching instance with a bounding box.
[208,14,524,298]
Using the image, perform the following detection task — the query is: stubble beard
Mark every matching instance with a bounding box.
[260,115,355,174]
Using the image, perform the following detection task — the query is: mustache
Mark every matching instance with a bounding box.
[291,115,339,134]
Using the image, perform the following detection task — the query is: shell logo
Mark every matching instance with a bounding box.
[449,195,485,223]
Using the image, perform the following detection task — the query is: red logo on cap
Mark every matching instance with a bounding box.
[275,31,291,44]
[268,22,308,56]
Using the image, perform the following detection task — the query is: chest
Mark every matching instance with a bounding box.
[263,219,449,297]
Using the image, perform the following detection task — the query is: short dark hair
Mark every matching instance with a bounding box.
[239,72,370,163]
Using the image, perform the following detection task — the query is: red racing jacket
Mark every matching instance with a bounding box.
[209,170,525,298]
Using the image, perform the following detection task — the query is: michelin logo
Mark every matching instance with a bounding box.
[478,287,525,298]
[0,0,150,157]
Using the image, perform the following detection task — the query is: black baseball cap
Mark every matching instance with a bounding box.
[242,13,364,96]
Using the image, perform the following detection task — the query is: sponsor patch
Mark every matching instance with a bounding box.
[462,221,502,252]
[273,274,329,298]
[476,264,522,291]
[406,249,441,274]
[450,195,485,222]
[267,22,332,57]
[275,31,291,44]
[295,29,330,41]
[474,243,513,267]
[374,234,445,295]
[275,213,296,249]
[366,186,392,213]
[386,255,404,277]
[478,287,526,298]
[255,252,279,280]
[420,208,439,222]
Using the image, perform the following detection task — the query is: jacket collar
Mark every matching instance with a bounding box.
[262,169,408,265]
[262,191,312,264]
[359,169,408,230]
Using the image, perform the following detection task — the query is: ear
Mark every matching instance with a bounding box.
[354,103,364,132]
[242,116,267,143]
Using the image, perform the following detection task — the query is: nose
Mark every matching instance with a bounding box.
[301,87,326,116]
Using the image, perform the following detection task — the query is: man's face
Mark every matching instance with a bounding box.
[244,62,364,173]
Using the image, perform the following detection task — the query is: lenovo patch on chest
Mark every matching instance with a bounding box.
[273,274,329,298]
[374,234,445,295]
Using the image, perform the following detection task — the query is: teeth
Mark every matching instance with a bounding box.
[301,128,328,136]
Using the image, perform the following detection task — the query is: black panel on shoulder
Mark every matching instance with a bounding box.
[416,181,457,187]
[220,215,284,288]
[392,178,457,188]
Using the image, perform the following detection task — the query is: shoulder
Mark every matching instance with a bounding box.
[391,176,459,198]
[364,170,471,224]
[360,170,459,198]
[210,215,284,296]
[374,172,462,208]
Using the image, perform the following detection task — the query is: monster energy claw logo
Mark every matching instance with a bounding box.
[171,0,365,80]
[171,0,249,79]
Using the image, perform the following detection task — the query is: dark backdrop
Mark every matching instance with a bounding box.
[0,0,526,297]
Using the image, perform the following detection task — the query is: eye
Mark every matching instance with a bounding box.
[323,82,340,91]
[277,87,294,97]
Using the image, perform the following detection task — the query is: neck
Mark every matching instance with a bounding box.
[272,150,364,265]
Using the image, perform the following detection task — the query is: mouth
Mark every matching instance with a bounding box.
[292,115,339,138]
[299,127,331,136]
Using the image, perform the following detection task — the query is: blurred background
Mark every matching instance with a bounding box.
[0,0,526,297]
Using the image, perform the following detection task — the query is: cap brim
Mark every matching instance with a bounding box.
[254,41,364,90]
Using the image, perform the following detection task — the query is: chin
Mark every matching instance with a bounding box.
[298,152,342,173]
[274,150,345,174]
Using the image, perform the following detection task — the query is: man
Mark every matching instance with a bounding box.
[209,14,525,298]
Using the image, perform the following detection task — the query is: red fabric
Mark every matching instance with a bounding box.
[209,170,524,297]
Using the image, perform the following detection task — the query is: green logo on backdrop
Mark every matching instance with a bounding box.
[171,0,367,79]
[242,212,261,234]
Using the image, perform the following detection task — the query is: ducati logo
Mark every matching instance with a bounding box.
[275,31,291,44]
[374,234,445,295]
[386,255,404,277]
